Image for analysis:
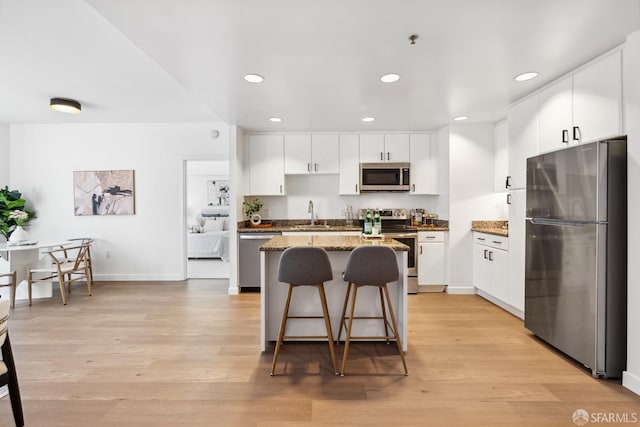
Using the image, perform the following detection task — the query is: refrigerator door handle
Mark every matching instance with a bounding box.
[527,217,604,227]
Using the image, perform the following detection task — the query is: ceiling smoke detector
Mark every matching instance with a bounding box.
[409,34,418,45]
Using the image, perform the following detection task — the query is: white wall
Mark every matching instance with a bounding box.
[0,123,8,186]
[446,123,507,293]
[623,29,640,395]
[228,126,244,294]
[9,122,229,281]
[186,160,229,226]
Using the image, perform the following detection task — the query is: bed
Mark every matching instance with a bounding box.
[187,209,230,261]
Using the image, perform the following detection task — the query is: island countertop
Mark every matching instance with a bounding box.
[259,235,410,251]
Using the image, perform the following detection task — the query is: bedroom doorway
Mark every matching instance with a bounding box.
[185,160,230,279]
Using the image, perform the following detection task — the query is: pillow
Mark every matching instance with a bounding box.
[203,218,224,232]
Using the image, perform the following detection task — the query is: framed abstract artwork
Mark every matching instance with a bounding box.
[74,170,136,216]
[207,180,229,206]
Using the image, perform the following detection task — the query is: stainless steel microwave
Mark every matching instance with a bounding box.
[360,162,410,192]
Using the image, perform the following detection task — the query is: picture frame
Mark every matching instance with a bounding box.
[207,180,229,206]
[74,170,136,216]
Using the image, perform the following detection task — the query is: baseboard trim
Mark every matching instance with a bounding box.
[446,286,475,295]
[94,274,184,281]
[476,289,524,319]
[623,370,640,396]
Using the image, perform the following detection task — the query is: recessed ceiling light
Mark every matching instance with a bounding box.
[244,73,264,83]
[362,117,375,122]
[380,73,400,83]
[269,117,283,123]
[453,116,468,121]
[50,97,81,114]
[514,71,538,82]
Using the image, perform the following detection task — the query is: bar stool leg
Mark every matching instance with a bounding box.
[340,284,360,376]
[317,283,339,375]
[270,284,295,376]
[382,284,408,375]
[336,282,353,345]
[378,287,391,344]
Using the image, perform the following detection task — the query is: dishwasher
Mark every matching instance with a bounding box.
[238,232,282,290]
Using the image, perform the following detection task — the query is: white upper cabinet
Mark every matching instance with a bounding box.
[493,119,508,193]
[284,134,339,174]
[507,95,538,190]
[537,50,623,153]
[410,133,439,194]
[339,134,360,195]
[572,50,623,143]
[359,133,410,163]
[248,134,285,196]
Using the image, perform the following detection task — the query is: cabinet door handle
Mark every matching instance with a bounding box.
[484,249,488,259]
[380,152,384,161]
[573,126,581,143]
[507,193,512,205]
[412,183,415,192]
[279,184,283,194]
[488,251,493,261]
[307,163,311,172]
[425,236,436,239]
[355,184,358,193]
[419,246,423,255]
[314,163,318,172]
[562,129,569,144]
[477,237,486,241]
[492,240,502,245]
[387,152,390,161]
[505,176,511,188]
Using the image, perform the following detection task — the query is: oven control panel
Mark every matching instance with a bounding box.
[358,208,408,220]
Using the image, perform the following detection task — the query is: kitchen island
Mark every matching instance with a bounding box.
[259,235,409,352]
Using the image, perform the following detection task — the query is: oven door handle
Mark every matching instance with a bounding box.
[384,233,417,238]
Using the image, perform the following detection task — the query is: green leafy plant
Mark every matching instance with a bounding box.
[0,186,36,240]
[242,198,263,219]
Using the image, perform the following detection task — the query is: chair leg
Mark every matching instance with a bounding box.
[317,283,338,375]
[340,284,360,376]
[27,273,33,307]
[10,271,16,309]
[336,282,352,344]
[378,287,390,344]
[86,266,93,296]
[381,284,408,376]
[58,276,67,305]
[270,284,294,376]
[2,334,25,427]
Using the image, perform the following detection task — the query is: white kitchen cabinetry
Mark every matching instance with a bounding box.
[248,134,285,196]
[538,50,623,153]
[507,95,538,190]
[359,133,410,163]
[284,134,339,174]
[473,232,509,306]
[418,231,445,286]
[410,133,439,194]
[339,134,360,195]
[507,189,526,314]
[493,119,509,193]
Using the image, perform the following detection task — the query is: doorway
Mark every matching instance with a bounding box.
[185,160,230,279]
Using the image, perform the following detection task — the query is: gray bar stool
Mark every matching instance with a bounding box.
[337,245,408,376]
[270,246,339,376]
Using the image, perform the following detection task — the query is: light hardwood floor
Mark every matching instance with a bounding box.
[1,280,638,426]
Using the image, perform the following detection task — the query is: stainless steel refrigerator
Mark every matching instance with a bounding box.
[524,138,627,378]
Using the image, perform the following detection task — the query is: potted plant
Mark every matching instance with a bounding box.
[242,198,264,227]
[0,186,36,242]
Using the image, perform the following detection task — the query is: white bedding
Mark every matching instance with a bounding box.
[187,230,230,261]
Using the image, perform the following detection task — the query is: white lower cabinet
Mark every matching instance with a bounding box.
[473,232,515,316]
[417,231,445,286]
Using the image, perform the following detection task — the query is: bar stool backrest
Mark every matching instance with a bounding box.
[278,246,333,285]
[343,246,399,285]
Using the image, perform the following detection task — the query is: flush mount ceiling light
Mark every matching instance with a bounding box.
[380,73,400,83]
[269,117,283,123]
[362,117,375,122]
[514,71,538,82]
[453,116,468,121]
[244,73,264,83]
[50,97,81,114]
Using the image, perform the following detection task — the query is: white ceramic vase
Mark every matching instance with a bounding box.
[9,225,29,243]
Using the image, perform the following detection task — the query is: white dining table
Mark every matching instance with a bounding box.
[0,240,70,302]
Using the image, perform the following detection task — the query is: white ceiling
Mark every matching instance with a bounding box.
[1,0,639,131]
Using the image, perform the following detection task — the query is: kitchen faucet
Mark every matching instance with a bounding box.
[308,200,315,225]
